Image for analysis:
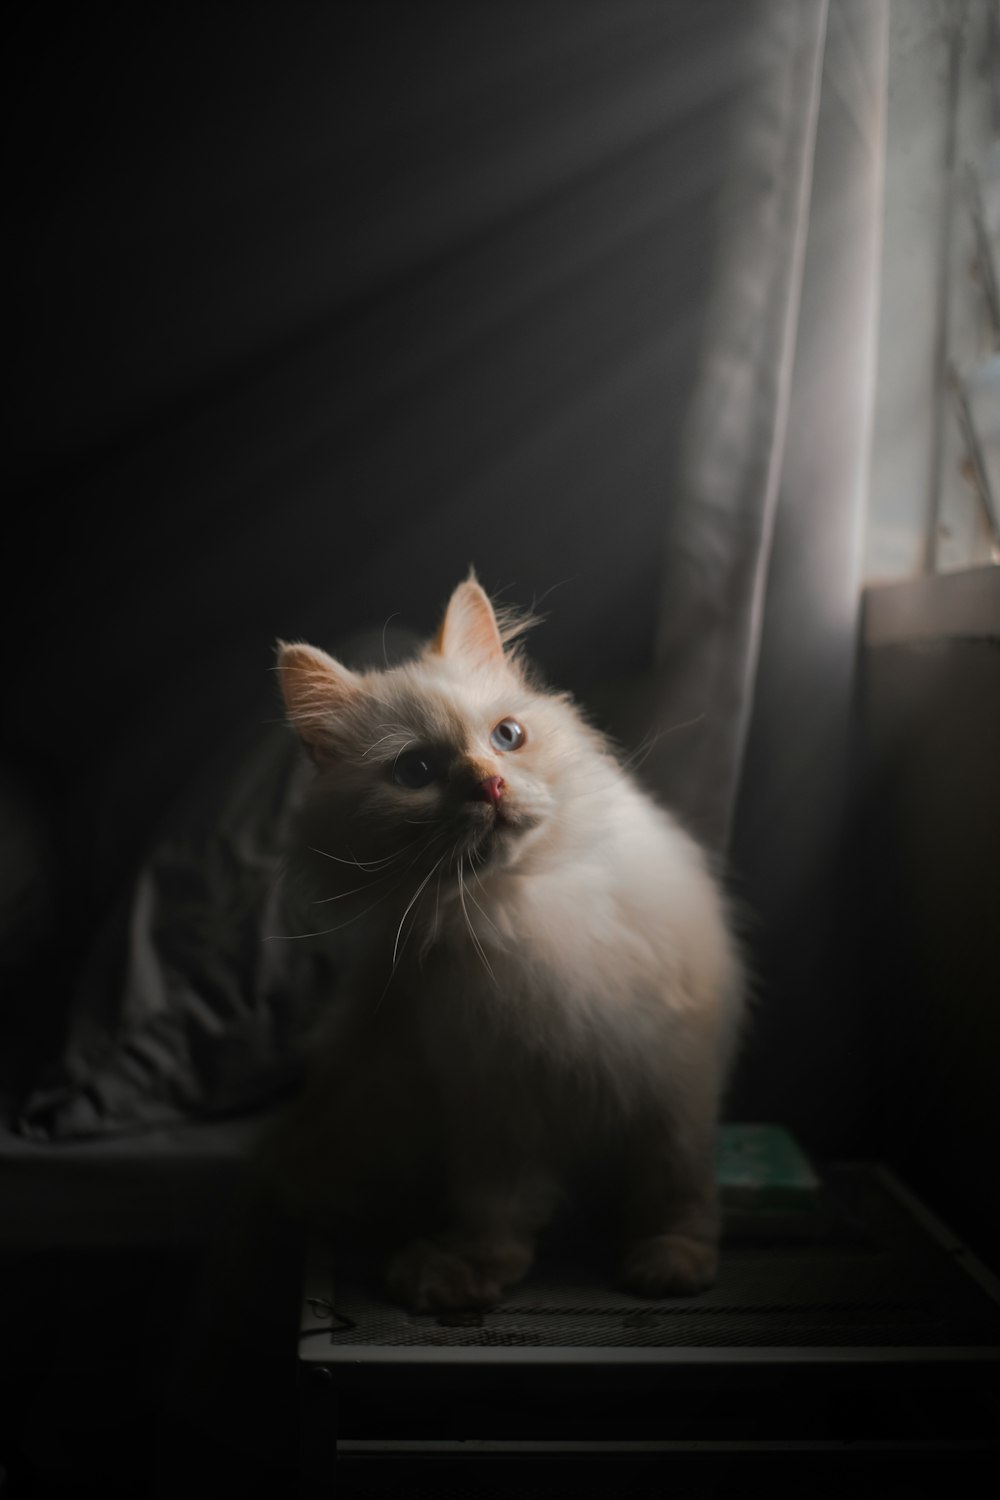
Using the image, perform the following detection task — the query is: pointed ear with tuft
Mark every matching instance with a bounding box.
[432,574,507,672]
[277,640,360,759]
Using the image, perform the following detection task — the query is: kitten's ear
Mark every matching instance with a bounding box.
[433,576,507,671]
[277,641,359,757]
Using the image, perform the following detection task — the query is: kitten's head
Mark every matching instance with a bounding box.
[278,576,590,911]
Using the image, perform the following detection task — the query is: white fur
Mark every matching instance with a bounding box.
[269,578,744,1309]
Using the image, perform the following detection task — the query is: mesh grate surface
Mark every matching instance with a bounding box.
[303,1169,1000,1355]
[327,1286,992,1350]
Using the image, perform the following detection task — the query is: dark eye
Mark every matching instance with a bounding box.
[489,717,526,752]
[392,747,446,789]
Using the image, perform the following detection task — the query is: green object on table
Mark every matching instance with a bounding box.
[716,1123,820,1212]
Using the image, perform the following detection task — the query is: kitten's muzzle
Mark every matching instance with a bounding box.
[476,775,506,808]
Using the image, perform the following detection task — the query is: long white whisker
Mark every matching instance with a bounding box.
[308,844,406,872]
[619,714,705,773]
[313,877,387,905]
[392,855,446,969]
[458,856,497,984]
[433,864,444,943]
[463,841,501,930]
[280,827,446,932]
[361,731,404,759]
[264,893,390,941]
[463,880,503,941]
[391,740,416,773]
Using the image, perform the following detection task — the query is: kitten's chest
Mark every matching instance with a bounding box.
[473,865,667,1005]
[411,897,669,1098]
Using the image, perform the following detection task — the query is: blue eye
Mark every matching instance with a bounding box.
[490,717,526,752]
[392,747,447,789]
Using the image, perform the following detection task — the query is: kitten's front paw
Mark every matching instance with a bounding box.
[386,1239,501,1313]
[620,1234,718,1298]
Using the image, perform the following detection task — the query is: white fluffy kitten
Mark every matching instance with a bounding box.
[264,575,743,1311]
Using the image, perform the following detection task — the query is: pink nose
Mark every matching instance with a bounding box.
[478,775,506,806]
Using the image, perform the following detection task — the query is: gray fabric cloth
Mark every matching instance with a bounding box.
[17,629,419,1142]
[18,725,319,1139]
